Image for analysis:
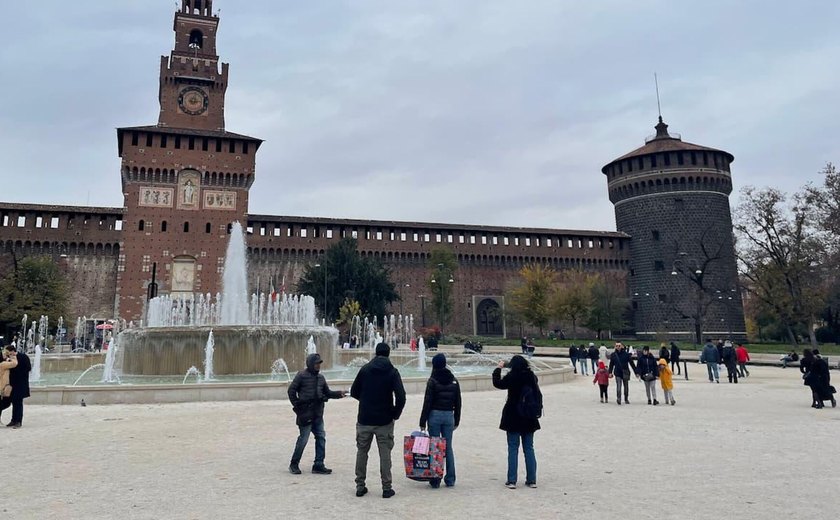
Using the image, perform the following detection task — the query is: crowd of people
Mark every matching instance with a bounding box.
[286,343,542,497]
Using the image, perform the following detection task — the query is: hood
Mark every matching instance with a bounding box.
[658,358,668,366]
[306,353,323,372]
[432,367,455,385]
[368,355,395,372]
[508,354,530,372]
[598,361,606,369]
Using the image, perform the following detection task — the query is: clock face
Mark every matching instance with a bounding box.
[178,86,209,116]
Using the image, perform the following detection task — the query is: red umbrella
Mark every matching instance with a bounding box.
[95,323,114,330]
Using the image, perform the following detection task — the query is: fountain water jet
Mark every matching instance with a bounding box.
[204,330,215,381]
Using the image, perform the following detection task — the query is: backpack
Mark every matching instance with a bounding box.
[517,380,543,420]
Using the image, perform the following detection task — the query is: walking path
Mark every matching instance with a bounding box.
[4,365,838,520]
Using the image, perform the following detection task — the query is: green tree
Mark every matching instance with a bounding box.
[552,269,593,338]
[734,186,825,347]
[506,264,556,335]
[297,238,398,321]
[584,273,628,339]
[427,247,458,333]
[0,255,68,336]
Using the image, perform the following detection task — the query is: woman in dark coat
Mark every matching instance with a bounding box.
[492,355,541,489]
[810,350,835,409]
[800,349,818,407]
[419,353,462,488]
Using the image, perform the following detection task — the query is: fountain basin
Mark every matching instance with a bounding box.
[119,326,339,376]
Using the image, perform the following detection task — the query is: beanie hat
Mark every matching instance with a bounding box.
[375,342,390,357]
[432,353,447,370]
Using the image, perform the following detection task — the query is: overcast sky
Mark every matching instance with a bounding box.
[1,1,837,232]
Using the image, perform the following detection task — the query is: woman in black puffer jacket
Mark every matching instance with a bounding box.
[419,353,462,488]
[492,355,541,490]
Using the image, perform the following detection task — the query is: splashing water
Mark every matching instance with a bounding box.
[101,333,121,383]
[306,335,317,357]
[417,337,427,370]
[220,222,249,325]
[73,364,105,386]
[183,366,203,384]
[30,344,42,383]
[270,359,291,381]
[204,330,215,381]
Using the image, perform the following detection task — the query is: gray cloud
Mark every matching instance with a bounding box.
[1,0,838,232]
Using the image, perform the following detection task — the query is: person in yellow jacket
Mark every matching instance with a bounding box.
[658,358,675,405]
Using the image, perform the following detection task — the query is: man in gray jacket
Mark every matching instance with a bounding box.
[288,353,345,475]
[700,339,720,383]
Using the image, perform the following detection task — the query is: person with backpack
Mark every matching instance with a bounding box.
[592,360,611,403]
[492,355,541,490]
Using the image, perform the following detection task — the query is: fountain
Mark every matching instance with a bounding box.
[30,344,42,383]
[182,366,202,384]
[101,334,120,384]
[119,220,339,376]
[269,359,291,381]
[417,336,426,370]
[306,335,317,357]
[73,364,105,386]
[204,330,215,381]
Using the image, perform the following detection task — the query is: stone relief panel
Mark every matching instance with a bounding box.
[177,170,201,210]
[139,187,174,208]
[203,190,237,211]
[171,256,196,294]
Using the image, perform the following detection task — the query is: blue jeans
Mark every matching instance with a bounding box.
[291,416,326,466]
[579,359,589,375]
[506,431,536,484]
[706,363,719,381]
[428,409,456,486]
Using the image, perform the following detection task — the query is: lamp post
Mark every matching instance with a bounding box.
[715,288,737,340]
[431,263,454,340]
[399,283,410,316]
[671,253,704,345]
[314,263,327,322]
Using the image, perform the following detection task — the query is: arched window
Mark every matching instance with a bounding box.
[189,29,204,49]
[205,222,212,234]
[161,221,168,232]
[183,222,190,233]
[138,219,145,231]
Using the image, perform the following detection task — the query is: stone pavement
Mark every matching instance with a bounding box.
[4,365,839,520]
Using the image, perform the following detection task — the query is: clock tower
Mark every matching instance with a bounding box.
[116,0,262,322]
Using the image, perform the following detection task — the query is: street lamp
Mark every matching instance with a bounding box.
[399,283,410,316]
[431,263,454,339]
[671,253,704,345]
[314,263,327,322]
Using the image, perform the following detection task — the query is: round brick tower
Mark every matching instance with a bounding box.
[602,118,746,343]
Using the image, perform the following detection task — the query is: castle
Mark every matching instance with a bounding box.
[0,1,745,341]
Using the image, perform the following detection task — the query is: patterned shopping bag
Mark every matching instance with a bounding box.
[403,431,446,481]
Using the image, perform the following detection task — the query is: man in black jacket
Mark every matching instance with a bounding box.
[5,344,31,428]
[350,342,406,499]
[287,353,345,475]
[608,343,637,405]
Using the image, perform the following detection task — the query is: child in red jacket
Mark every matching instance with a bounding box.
[593,361,611,403]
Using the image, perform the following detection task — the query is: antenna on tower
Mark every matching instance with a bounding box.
[654,72,662,122]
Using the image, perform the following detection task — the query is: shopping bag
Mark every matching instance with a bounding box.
[403,431,446,481]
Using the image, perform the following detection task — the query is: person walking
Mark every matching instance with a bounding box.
[287,353,346,475]
[592,360,611,403]
[722,340,739,384]
[637,346,660,405]
[419,353,462,488]
[608,342,637,405]
[599,344,608,363]
[568,344,579,374]
[670,341,681,375]
[700,339,720,383]
[588,343,599,373]
[350,343,406,499]
[736,343,750,378]
[492,355,541,489]
[658,343,671,365]
[578,346,590,376]
[3,344,30,428]
[810,350,836,409]
[800,349,818,407]
[658,358,676,405]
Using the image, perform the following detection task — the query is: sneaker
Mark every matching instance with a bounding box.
[616,399,621,405]
[525,482,537,489]
[624,399,630,404]
[355,487,368,497]
[382,489,395,499]
[599,398,603,403]
[505,482,516,489]
[653,399,659,406]
[647,399,652,405]
[288,463,302,475]
[312,464,332,474]
[671,400,676,405]
[716,380,719,384]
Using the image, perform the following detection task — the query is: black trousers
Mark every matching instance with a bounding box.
[10,397,23,424]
